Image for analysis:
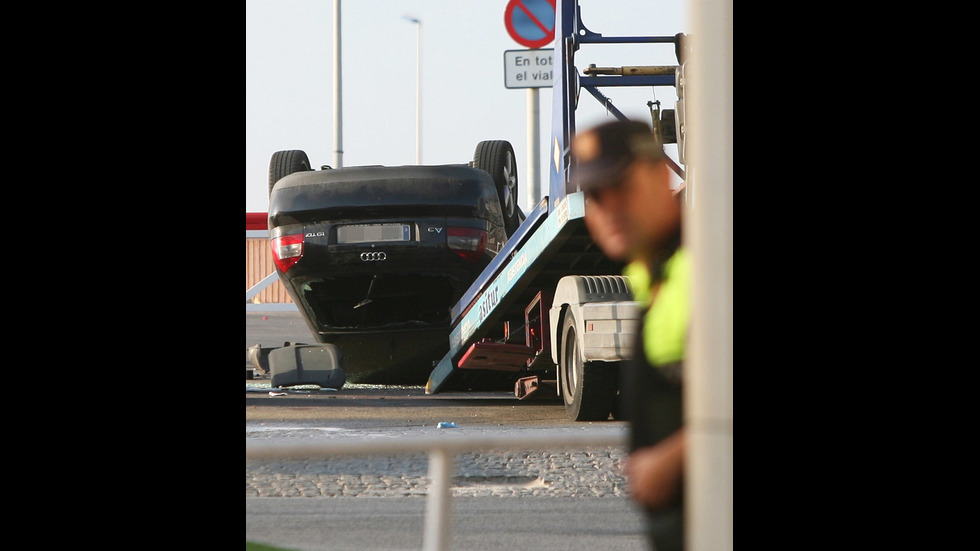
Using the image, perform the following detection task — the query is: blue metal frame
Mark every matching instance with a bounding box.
[549,0,679,211]
[426,0,681,393]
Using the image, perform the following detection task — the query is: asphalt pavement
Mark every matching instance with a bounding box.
[246,309,644,551]
[246,309,315,369]
[247,496,648,551]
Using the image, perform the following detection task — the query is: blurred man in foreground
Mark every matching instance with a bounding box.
[573,119,689,551]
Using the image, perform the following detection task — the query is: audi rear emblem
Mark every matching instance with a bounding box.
[360,252,387,261]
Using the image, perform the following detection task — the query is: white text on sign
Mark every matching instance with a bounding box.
[504,49,554,89]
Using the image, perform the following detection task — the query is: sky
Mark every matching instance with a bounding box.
[246,0,687,215]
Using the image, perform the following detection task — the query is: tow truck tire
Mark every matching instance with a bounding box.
[473,140,520,236]
[269,150,312,196]
[559,311,617,421]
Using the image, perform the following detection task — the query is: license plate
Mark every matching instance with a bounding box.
[337,224,411,244]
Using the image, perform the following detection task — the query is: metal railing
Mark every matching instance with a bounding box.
[246,428,627,551]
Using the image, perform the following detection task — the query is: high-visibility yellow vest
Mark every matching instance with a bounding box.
[623,260,651,305]
[624,248,690,367]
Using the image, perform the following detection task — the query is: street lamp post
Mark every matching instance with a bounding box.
[333,0,343,168]
[402,15,421,164]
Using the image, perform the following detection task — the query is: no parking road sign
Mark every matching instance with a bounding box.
[504,0,556,49]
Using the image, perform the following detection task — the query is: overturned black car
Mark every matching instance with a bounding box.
[266,141,521,386]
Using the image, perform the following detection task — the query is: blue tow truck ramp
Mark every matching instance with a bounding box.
[425,0,686,422]
[425,191,620,392]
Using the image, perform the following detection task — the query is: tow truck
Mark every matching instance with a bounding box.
[423,0,689,421]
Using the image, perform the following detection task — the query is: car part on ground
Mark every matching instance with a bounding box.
[268,343,345,389]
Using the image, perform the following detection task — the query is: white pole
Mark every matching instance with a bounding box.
[403,16,422,165]
[526,87,540,208]
[333,0,343,168]
[416,20,422,165]
[686,0,733,550]
[422,448,452,551]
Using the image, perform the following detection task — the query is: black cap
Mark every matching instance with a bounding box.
[571,120,663,193]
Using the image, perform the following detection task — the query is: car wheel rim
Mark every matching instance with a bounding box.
[503,151,516,218]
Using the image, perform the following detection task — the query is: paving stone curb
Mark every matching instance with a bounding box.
[246,448,629,498]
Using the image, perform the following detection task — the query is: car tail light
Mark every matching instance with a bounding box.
[271,233,304,273]
[447,227,486,262]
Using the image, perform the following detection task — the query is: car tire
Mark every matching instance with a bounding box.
[473,140,520,236]
[268,150,312,196]
[559,310,617,421]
